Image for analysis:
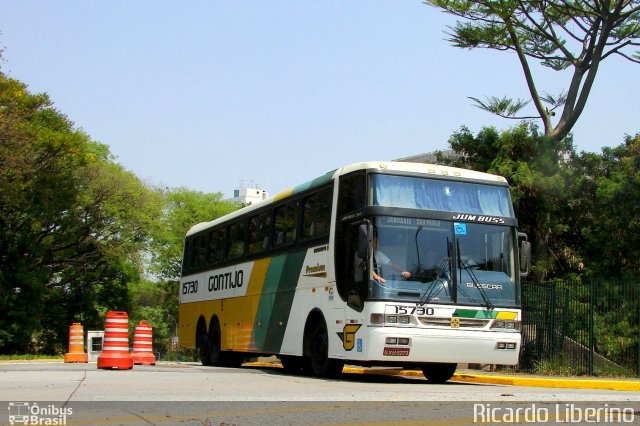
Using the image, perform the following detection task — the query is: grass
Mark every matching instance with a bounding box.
[0,354,63,360]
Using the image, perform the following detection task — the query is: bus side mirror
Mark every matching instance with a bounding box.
[518,232,531,277]
[357,222,372,260]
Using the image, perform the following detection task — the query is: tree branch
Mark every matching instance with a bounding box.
[504,16,553,133]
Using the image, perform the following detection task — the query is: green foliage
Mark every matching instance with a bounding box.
[0,73,161,353]
[0,73,240,354]
[572,134,640,275]
[128,279,178,356]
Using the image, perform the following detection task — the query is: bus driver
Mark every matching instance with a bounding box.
[372,233,412,283]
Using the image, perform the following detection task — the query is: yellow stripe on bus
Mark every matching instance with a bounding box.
[273,188,293,202]
[221,258,272,351]
[495,311,518,320]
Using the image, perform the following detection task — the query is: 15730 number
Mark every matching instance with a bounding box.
[390,305,434,316]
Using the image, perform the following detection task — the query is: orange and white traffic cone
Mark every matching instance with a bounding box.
[63,323,88,363]
[131,321,156,365]
[97,311,133,370]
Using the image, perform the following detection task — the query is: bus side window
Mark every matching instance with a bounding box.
[193,235,207,270]
[302,187,332,240]
[182,238,193,275]
[207,229,225,265]
[227,222,246,259]
[248,211,272,255]
[274,202,297,247]
[337,172,366,216]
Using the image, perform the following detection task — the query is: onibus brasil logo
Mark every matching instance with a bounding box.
[7,402,72,425]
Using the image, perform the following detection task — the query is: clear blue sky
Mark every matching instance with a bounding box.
[1,1,638,197]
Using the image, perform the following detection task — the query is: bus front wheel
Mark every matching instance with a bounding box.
[305,320,344,378]
[421,362,457,383]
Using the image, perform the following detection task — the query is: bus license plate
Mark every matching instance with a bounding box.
[383,347,410,356]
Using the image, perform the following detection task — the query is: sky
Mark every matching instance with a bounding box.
[1,1,638,198]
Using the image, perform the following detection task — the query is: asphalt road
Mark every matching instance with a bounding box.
[0,361,638,425]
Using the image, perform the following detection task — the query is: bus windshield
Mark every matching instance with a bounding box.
[371,174,514,217]
[370,216,518,308]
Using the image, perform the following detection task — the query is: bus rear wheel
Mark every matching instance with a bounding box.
[305,320,344,378]
[197,321,211,366]
[204,318,244,367]
[206,320,223,366]
[421,363,457,383]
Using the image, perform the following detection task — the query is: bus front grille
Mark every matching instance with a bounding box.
[418,317,490,328]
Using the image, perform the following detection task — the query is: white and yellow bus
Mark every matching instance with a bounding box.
[179,161,530,382]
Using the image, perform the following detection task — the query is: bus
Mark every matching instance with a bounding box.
[178,161,530,382]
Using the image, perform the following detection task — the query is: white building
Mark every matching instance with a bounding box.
[226,187,269,205]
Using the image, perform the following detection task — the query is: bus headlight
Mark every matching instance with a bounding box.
[370,314,384,325]
[386,315,410,325]
[371,314,413,326]
[386,337,411,346]
[496,341,518,350]
[492,320,520,331]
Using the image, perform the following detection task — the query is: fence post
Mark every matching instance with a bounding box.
[548,282,556,361]
[588,278,595,376]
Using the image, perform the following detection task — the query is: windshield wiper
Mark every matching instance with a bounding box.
[457,240,494,310]
[418,238,453,306]
[417,257,451,306]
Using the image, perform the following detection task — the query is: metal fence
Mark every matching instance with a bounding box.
[516,278,640,377]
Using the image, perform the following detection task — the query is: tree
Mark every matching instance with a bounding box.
[571,133,640,275]
[425,0,640,142]
[0,73,162,352]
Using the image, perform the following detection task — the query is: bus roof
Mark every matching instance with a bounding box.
[186,161,508,236]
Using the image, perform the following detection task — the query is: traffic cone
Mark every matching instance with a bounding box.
[97,311,133,370]
[131,321,156,365]
[63,323,88,363]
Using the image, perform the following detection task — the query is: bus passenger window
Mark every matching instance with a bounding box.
[193,235,207,269]
[207,230,225,265]
[302,188,332,240]
[227,222,245,259]
[248,211,271,255]
[182,238,193,274]
[275,202,297,247]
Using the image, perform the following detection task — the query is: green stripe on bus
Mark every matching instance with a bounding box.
[453,309,498,319]
[253,250,307,352]
[290,169,336,196]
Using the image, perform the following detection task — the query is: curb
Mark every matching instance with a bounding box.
[245,362,640,392]
[449,372,640,392]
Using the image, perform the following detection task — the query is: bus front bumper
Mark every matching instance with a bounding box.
[364,326,521,365]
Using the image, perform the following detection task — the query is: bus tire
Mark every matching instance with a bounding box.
[421,362,457,383]
[196,319,211,366]
[305,320,344,378]
[206,318,223,366]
